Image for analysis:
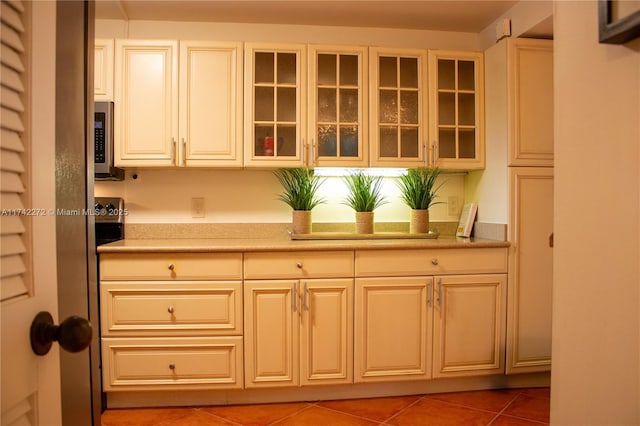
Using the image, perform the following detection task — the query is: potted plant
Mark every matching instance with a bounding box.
[342,171,387,234]
[274,167,325,235]
[397,167,444,233]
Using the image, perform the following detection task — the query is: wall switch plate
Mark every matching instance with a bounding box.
[191,197,205,218]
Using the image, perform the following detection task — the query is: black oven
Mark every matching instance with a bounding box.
[95,197,125,245]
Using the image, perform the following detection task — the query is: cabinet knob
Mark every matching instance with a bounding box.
[431,258,439,266]
[169,363,176,370]
[167,306,174,314]
[168,263,175,271]
[296,262,303,269]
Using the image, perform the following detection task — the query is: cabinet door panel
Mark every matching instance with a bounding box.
[114,40,178,166]
[370,48,427,167]
[508,39,554,166]
[433,274,506,378]
[180,41,242,167]
[300,279,353,385]
[354,277,430,382]
[309,45,368,167]
[507,167,553,373]
[94,38,114,100]
[244,280,299,388]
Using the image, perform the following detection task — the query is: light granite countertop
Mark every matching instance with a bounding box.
[97,236,509,253]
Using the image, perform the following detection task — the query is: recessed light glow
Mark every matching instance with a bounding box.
[314,168,408,177]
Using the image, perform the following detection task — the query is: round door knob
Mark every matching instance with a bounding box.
[431,258,439,266]
[30,311,92,356]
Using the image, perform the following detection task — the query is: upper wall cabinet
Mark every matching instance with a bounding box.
[179,41,243,167]
[428,50,485,170]
[114,40,243,168]
[94,38,114,100]
[308,45,369,167]
[244,43,307,167]
[114,40,179,167]
[369,47,428,167]
[508,39,553,167]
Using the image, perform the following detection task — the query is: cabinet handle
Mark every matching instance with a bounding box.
[437,278,442,307]
[292,283,297,312]
[167,263,175,271]
[423,142,428,166]
[549,232,554,248]
[171,138,177,165]
[431,258,439,266]
[169,363,176,370]
[432,142,438,167]
[181,138,186,166]
[301,137,305,165]
[303,282,309,311]
[167,306,174,314]
[311,138,316,166]
[427,279,433,306]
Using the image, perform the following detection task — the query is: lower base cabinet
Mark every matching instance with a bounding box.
[432,274,507,378]
[354,248,508,383]
[354,277,432,382]
[243,279,353,388]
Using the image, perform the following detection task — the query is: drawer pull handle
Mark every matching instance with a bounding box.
[168,263,175,271]
[296,262,303,269]
[431,258,439,266]
[167,306,174,314]
[169,363,175,370]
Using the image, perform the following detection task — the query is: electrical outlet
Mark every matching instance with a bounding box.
[448,196,461,217]
[191,197,205,218]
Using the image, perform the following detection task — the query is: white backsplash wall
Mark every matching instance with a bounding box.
[95,170,465,224]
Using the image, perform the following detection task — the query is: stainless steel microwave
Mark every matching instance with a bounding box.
[94,101,123,180]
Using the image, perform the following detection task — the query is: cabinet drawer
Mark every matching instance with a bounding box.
[102,336,243,391]
[244,251,354,279]
[100,281,242,336]
[100,253,242,280]
[355,248,507,277]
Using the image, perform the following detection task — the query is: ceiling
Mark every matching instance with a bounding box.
[94,1,522,33]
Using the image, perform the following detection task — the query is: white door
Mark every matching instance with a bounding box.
[1,2,62,424]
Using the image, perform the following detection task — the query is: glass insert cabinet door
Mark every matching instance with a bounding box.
[244,43,306,166]
[428,50,485,170]
[308,45,368,167]
[370,47,427,167]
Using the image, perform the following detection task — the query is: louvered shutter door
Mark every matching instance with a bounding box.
[1,0,31,302]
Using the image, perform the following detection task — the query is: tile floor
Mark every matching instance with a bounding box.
[101,387,550,426]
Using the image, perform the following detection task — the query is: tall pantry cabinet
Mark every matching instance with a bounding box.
[505,38,554,374]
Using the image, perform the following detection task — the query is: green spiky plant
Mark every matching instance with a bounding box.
[274,168,325,211]
[342,171,388,212]
[397,167,445,210]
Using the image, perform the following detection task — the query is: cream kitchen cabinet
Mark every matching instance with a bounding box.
[94,38,114,100]
[307,45,369,167]
[99,252,244,391]
[506,167,554,374]
[114,40,242,167]
[432,274,506,378]
[355,248,507,382]
[369,47,428,167]
[243,251,354,388]
[244,43,307,167]
[428,50,485,170]
[354,276,432,382]
[508,39,553,167]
